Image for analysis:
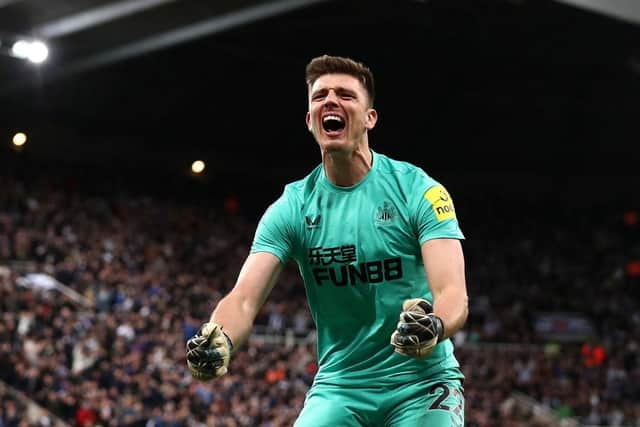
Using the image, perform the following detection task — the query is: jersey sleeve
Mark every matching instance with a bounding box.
[411,175,465,245]
[250,186,298,264]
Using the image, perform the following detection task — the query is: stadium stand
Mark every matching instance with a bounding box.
[0,173,638,427]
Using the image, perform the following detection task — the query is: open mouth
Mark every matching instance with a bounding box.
[322,115,345,133]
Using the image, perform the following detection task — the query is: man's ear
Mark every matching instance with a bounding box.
[365,108,378,130]
[306,111,312,131]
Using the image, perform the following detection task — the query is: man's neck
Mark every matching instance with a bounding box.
[323,145,373,187]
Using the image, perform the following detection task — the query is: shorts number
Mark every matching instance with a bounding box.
[428,384,450,411]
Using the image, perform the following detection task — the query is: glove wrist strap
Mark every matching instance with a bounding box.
[223,331,234,354]
[433,315,445,342]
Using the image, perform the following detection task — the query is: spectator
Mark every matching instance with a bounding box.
[0,174,638,426]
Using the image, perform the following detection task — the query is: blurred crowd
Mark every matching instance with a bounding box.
[0,174,638,427]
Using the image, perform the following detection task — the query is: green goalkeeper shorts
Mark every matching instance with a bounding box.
[294,368,464,427]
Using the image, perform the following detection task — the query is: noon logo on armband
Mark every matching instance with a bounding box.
[424,185,456,222]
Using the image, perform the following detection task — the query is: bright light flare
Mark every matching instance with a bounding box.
[191,160,205,174]
[11,40,31,58]
[11,39,49,64]
[12,132,27,146]
[28,41,49,63]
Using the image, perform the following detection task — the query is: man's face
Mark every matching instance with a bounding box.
[306,73,377,152]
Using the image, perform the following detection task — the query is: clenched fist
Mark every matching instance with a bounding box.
[390,298,444,359]
[186,322,233,381]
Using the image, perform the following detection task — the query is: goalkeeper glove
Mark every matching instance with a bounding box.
[390,298,444,359]
[186,322,233,381]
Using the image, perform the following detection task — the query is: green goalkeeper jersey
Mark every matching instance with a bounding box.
[251,150,465,387]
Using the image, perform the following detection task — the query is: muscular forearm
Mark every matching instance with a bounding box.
[433,287,468,339]
[210,293,257,350]
[207,252,282,350]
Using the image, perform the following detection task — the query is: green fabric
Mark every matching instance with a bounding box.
[252,150,465,387]
[294,369,465,427]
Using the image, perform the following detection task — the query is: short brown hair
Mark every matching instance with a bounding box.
[305,55,375,106]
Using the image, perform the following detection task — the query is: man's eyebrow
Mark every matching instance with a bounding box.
[335,87,357,94]
[311,86,358,96]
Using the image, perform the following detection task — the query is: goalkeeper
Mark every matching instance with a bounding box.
[187,54,468,426]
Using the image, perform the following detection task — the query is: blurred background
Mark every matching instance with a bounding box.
[0,0,639,426]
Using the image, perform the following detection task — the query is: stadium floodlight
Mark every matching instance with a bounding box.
[191,160,205,174]
[10,40,30,58]
[12,132,27,146]
[27,40,48,63]
[11,39,49,63]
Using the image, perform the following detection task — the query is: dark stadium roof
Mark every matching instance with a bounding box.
[0,0,639,185]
